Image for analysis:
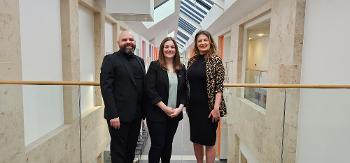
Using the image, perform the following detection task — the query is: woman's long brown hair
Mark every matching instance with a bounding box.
[158,37,182,70]
[193,30,217,59]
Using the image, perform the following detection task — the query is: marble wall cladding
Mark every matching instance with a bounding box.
[81,108,109,163]
[61,0,81,124]
[222,2,272,163]
[0,86,25,163]
[222,0,306,162]
[25,107,109,163]
[1,0,112,162]
[263,0,305,162]
[0,0,26,163]
[25,124,80,163]
[24,0,110,162]
[0,0,22,79]
[94,13,105,106]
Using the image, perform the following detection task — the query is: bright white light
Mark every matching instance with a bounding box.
[143,0,175,28]
[257,33,265,37]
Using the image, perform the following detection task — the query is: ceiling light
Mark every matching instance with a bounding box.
[257,33,265,37]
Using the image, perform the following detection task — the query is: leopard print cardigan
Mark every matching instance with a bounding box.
[187,54,227,117]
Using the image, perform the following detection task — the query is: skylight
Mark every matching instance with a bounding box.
[176,0,214,50]
[178,17,197,34]
[177,30,190,40]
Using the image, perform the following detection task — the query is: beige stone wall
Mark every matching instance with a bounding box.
[0,0,123,162]
[263,0,305,162]
[25,107,108,163]
[216,0,306,162]
[0,0,26,163]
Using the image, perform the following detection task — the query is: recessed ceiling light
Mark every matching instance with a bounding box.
[257,33,265,37]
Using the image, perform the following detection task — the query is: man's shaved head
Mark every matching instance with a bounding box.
[118,31,136,54]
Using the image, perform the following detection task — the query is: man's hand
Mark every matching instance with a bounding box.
[110,117,120,129]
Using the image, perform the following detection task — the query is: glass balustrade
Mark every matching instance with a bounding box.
[1,83,349,163]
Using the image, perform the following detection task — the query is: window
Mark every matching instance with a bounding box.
[242,15,271,108]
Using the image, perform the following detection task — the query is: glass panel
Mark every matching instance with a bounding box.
[244,70,268,108]
[216,87,350,162]
[181,1,205,19]
[294,88,350,163]
[177,37,186,45]
[22,85,64,145]
[196,0,212,10]
[243,19,271,108]
[180,7,201,24]
[179,17,197,34]
[177,30,190,41]
[184,0,208,15]
[5,84,349,162]
[178,44,185,49]
[0,85,82,162]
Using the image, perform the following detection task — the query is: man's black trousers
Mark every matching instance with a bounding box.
[107,118,142,163]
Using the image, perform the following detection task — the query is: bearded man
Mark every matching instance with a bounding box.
[100,31,145,163]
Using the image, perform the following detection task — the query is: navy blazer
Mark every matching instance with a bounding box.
[145,61,187,122]
[100,51,145,122]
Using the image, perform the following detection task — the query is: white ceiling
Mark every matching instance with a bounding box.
[121,0,269,48]
[207,0,269,34]
[123,0,181,42]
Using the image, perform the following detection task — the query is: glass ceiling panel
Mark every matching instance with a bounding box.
[181,1,205,19]
[204,0,214,5]
[176,36,186,45]
[176,0,214,50]
[180,6,202,23]
[176,38,184,45]
[176,35,187,43]
[196,0,213,10]
[177,42,185,48]
[184,0,208,15]
[178,17,196,34]
[177,30,190,40]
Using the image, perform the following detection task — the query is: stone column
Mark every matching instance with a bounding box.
[263,0,305,162]
[94,12,105,106]
[61,0,81,124]
[0,0,26,162]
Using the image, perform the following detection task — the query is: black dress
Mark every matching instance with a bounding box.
[187,55,218,146]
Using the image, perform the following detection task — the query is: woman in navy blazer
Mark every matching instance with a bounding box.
[145,37,187,163]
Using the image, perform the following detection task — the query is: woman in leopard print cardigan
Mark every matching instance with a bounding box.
[187,30,226,163]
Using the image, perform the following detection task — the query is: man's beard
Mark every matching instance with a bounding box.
[120,44,135,54]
